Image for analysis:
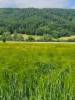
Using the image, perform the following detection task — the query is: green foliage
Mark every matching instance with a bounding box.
[0,43,74,99]
[36,26,51,35]
[40,34,53,42]
[0,8,75,37]
[0,32,25,42]
[1,32,8,42]
[12,33,24,41]
[27,36,35,41]
[67,38,75,42]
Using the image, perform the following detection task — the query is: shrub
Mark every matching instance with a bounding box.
[37,35,53,42]
[1,32,7,42]
[27,36,35,41]
[12,33,24,41]
[1,32,13,42]
[67,38,75,42]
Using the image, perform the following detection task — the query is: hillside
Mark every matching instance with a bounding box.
[0,8,75,37]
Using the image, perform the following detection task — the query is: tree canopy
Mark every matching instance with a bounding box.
[0,8,75,38]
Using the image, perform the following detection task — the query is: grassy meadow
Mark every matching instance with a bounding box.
[0,42,74,100]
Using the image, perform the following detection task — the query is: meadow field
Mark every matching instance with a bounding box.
[0,42,74,100]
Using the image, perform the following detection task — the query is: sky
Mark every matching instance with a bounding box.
[0,0,75,9]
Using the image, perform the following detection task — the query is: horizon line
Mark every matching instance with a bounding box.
[0,7,75,10]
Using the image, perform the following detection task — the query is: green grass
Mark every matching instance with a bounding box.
[0,42,74,100]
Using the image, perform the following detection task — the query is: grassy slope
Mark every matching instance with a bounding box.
[58,35,75,41]
[0,43,74,99]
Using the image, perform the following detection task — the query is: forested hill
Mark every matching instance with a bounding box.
[0,8,75,37]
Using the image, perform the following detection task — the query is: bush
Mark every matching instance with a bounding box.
[0,32,13,42]
[1,32,7,42]
[43,35,53,42]
[12,33,24,41]
[67,38,75,42]
[37,35,53,42]
[27,36,35,41]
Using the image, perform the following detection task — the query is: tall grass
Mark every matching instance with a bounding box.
[0,43,74,100]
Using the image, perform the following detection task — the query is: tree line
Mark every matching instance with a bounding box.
[0,8,75,38]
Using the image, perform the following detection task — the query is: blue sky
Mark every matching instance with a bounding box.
[0,0,75,8]
[66,0,75,8]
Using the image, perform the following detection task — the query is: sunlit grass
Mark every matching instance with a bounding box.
[0,42,74,100]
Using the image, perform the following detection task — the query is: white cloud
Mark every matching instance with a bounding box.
[0,0,68,8]
[15,0,67,8]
